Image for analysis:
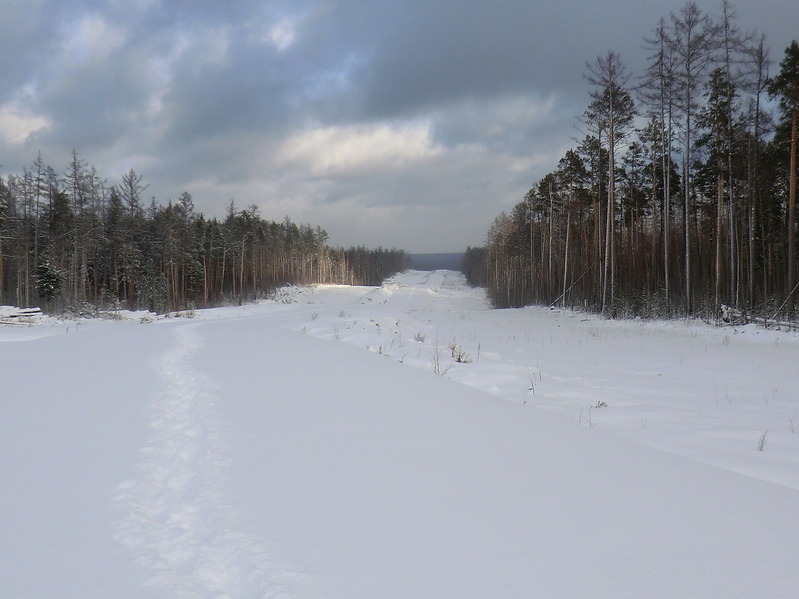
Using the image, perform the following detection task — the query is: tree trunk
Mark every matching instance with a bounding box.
[788,109,797,312]
[563,213,570,308]
[715,154,724,316]
[684,127,691,313]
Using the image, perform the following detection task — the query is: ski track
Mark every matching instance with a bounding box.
[116,324,304,599]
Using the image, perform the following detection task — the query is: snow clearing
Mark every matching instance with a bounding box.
[2,270,799,598]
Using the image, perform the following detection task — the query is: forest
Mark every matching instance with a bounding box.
[0,155,407,313]
[465,1,799,321]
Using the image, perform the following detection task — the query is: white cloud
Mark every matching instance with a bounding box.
[268,17,298,51]
[280,122,442,177]
[0,100,50,144]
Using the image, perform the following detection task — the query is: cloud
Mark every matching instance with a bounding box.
[1,0,798,253]
[347,1,575,120]
[0,95,51,146]
[266,16,300,52]
[59,13,128,66]
[280,122,441,177]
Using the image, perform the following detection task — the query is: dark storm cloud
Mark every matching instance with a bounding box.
[35,52,151,151]
[312,0,799,128]
[347,1,577,120]
[161,39,293,142]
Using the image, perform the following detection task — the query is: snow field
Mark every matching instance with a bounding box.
[2,269,799,598]
[194,312,799,598]
[295,270,799,490]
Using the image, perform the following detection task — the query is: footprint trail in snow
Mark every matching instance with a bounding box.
[116,324,304,599]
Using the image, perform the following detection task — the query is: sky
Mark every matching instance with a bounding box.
[1,0,797,253]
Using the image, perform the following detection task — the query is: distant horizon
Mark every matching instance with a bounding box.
[407,252,465,271]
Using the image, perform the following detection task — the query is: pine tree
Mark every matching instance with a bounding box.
[667,2,719,312]
[768,41,799,312]
[585,51,636,315]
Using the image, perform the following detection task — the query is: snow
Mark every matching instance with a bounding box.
[2,270,799,598]
[295,271,799,490]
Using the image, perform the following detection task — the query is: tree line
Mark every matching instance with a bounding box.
[0,152,407,313]
[467,1,799,320]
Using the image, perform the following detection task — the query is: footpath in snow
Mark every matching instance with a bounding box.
[116,324,304,598]
[2,269,799,598]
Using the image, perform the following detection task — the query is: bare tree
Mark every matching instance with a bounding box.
[667,2,719,313]
[117,169,148,218]
[642,18,680,312]
[743,35,770,308]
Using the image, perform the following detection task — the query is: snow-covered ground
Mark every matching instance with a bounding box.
[3,270,799,598]
[294,270,799,491]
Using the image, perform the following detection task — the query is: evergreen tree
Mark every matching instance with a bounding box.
[768,41,799,312]
[585,51,636,314]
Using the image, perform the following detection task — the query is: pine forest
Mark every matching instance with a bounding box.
[466,1,799,322]
[0,156,407,313]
